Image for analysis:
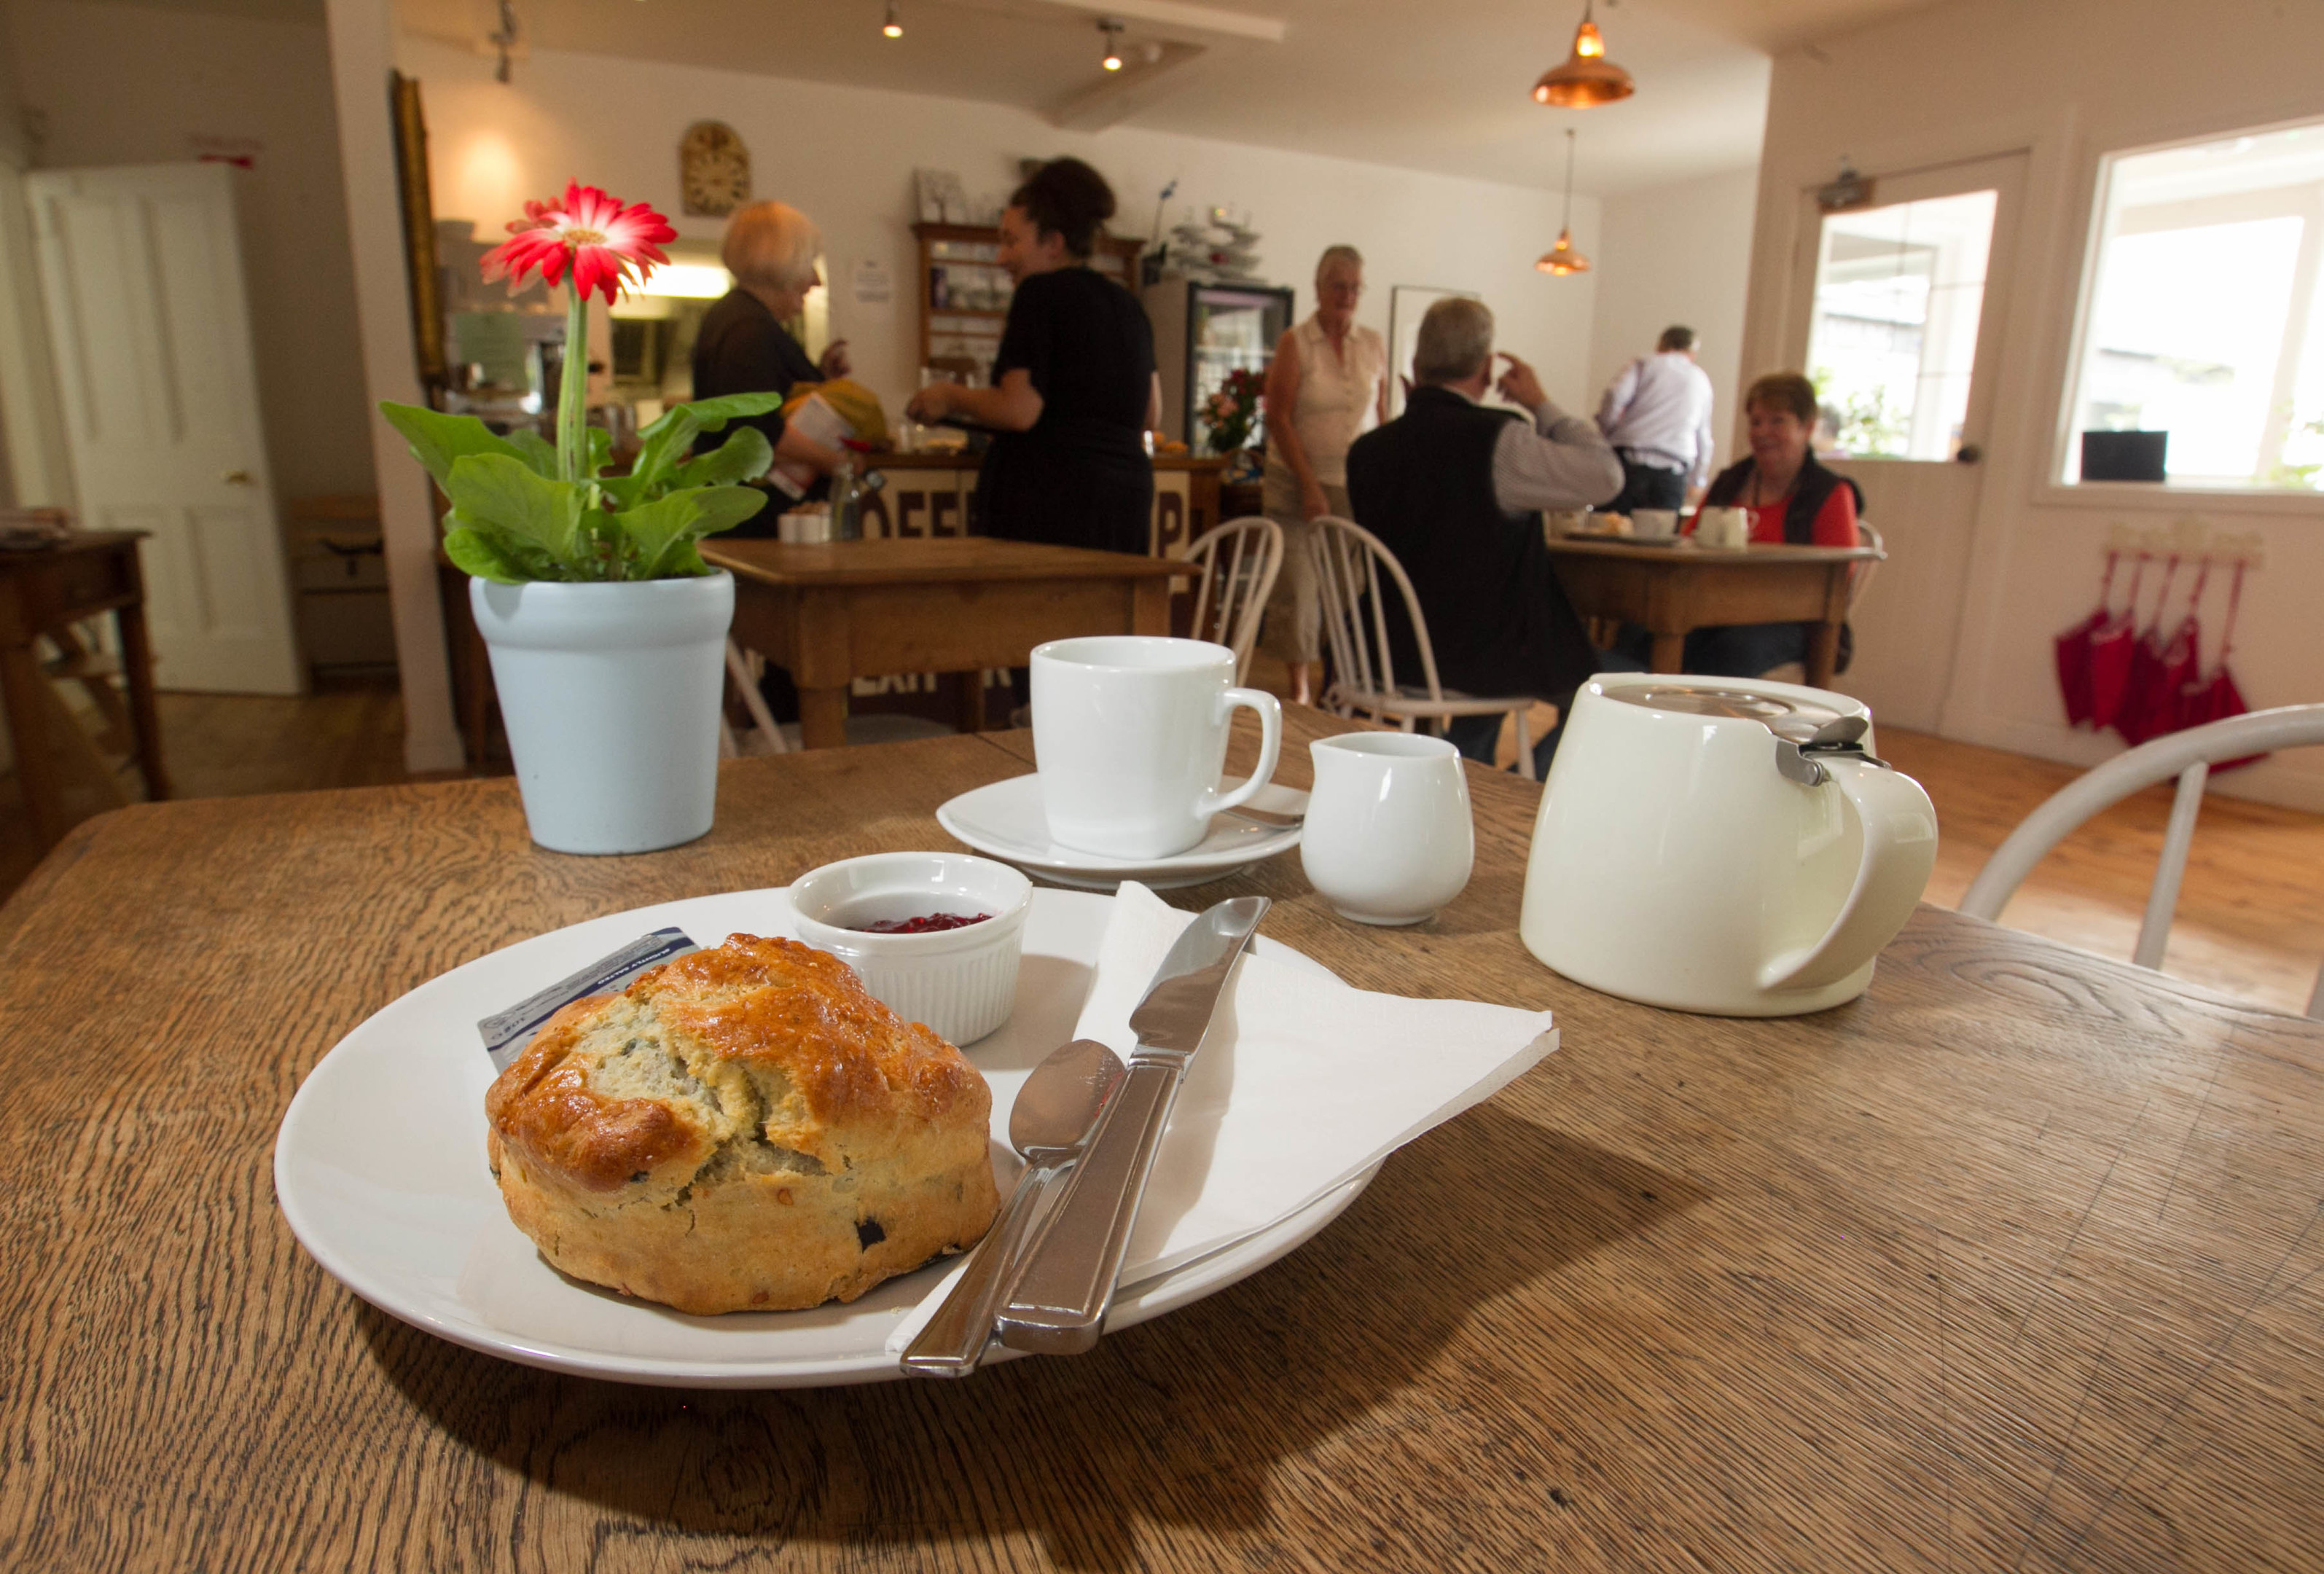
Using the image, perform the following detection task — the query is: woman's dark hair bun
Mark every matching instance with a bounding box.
[1009,157,1117,259]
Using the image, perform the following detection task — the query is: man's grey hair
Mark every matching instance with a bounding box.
[1657,324,1697,353]
[1315,244,1364,283]
[1413,297,1494,385]
[721,200,823,293]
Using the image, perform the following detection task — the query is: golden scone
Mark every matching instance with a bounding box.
[483,933,999,1314]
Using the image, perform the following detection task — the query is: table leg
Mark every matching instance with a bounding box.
[953,671,987,735]
[798,686,849,749]
[114,601,171,800]
[1805,622,1842,688]
[1647,631,1686,673]
[0,640,66,850]
[1131,578,1171,636]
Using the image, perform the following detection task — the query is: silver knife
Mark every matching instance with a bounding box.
[993,894,1269,1355]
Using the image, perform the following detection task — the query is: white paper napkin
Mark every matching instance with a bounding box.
[885,882,1557,1356]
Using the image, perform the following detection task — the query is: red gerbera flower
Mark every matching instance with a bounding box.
[480,182,677,305]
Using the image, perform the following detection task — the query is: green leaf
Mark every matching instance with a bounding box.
[506,428,560,479]
[442,525,528,583]
[445,511,567,581]
[585,426,613,479]
[443,453,588,569]
[379,402,529,489]
[672,427,773,491]
[607,485,768,579]
[660,540,713,577]
[629,392,785,498]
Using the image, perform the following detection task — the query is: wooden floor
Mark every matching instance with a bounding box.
[4,671,2320,1014]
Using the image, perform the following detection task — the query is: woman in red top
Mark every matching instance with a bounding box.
[1641,371,1861,676]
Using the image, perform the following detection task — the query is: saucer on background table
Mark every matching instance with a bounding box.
[936,774,1304,890]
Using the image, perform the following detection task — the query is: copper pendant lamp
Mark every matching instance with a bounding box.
[1538,129,1591,275]
[1533,0,1634,108]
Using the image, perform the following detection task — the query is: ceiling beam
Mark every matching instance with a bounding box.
[944,0,1285,47]
[1044,39,1210,131]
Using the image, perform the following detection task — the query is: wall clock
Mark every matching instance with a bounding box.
[679,121,751,218]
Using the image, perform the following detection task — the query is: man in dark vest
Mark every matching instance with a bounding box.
[1345,297,1626,778]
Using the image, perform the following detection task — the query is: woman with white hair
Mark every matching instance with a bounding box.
[1259,245,1386,705]
[691,200,852,516]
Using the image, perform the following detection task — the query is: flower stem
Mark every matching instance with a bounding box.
[558,284,589,485]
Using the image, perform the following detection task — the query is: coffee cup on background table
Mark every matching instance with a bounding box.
[1696,507,1751,549]
[1030,636,1283,859]
[1631,508,1679,539]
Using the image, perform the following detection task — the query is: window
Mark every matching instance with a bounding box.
[2065,120,2324,489]
[1805,191,1998,460]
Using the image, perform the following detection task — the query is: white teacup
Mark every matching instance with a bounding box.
[1632,507,1679,539]
[1031,635,1283,859]
[1300,732,1474,925]
[1697,506,1751,549]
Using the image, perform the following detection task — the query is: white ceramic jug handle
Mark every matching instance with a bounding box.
[1758,757,1938,993]
[1195,688,1283,818]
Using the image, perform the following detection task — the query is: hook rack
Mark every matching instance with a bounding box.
[2103,517,2266,570]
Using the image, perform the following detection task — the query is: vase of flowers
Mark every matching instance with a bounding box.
[381,182,781,855]
[1200,366,1264,455]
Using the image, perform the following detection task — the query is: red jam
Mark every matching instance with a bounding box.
[855,912,992,935]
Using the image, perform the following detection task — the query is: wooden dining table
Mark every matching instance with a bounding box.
[4,706,2320,1570]
[1546,536,1881,686]
[705,536,1190,748]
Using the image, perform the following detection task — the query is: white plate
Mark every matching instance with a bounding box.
[274,886,1370,1388]
[936,773,1303,890]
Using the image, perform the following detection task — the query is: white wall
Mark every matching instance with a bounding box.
[1742,0,2324,810]
[1588,166,1758,476]
[398,36,1605,423]
[7,0,377,506]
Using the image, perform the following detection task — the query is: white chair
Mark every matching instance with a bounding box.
[719,641,970,756]
[1175,517,1283,684]
[1307,516,1543,781]
[1959,703,2324,1019]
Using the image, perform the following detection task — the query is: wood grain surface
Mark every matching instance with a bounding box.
[2,707,2320,1572]
[705,537,1194,587]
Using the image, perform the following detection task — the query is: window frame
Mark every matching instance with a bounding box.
[2043,111,2324,508]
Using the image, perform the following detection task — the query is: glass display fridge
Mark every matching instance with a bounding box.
[1142,280,1295,453]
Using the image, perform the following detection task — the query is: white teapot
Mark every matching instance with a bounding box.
[1520,676,1938,1016]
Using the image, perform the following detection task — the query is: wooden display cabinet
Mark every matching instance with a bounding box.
[911,222,1145,379]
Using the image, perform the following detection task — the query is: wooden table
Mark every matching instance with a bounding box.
[0,530,168,852]
[1546,536,1881,685]
[5,710,2321,1570]
[705,536,1189,748]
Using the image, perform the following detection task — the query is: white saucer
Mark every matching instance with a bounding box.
[936,773,1303,890]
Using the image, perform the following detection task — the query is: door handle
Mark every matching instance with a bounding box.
[222,469,254,485]
[1953,444,1982,464]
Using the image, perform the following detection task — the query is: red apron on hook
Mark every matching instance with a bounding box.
[2086,552,2150,732]
[2121,557,2207,745]
[2053,549,2119,727]
[2178,560,2267,770]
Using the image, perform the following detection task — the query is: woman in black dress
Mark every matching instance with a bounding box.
[692,200,850,527]
[905,158,1159,555]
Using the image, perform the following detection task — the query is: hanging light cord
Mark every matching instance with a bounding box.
[1561,129,1577,230]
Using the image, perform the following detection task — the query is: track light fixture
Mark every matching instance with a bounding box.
[1100,17,1124,70]
[883,0,901,37]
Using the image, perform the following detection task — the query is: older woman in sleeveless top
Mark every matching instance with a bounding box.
[1260,246,1388,705]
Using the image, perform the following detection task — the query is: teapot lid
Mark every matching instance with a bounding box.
[1599,682,1855,743]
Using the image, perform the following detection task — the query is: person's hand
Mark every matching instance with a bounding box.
[818,340,852,379]
[904,383,955,423]
[1299,479,1330,521]
[1495,352,1547,411]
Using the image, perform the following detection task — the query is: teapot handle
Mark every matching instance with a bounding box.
[1758,756,1938,993]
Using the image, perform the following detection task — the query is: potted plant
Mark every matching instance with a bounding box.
[381,183,780,855]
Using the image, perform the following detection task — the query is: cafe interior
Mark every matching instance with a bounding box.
[2,0,2323,1565]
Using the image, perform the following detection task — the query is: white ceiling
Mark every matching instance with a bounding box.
[76,0,1947,195]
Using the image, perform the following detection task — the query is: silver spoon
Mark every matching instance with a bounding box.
[901,1038,1126,1377]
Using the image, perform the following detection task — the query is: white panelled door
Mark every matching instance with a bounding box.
[1783,152,2027,732]
[27,162,301,694]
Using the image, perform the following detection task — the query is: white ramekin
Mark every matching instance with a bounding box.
[788,852,1031,1045]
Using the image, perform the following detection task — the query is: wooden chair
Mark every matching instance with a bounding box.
[1761,517,1884,684]
[1307,515,1542,781]
[1175,516,1283,683]
[1960,703,2324,1019]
